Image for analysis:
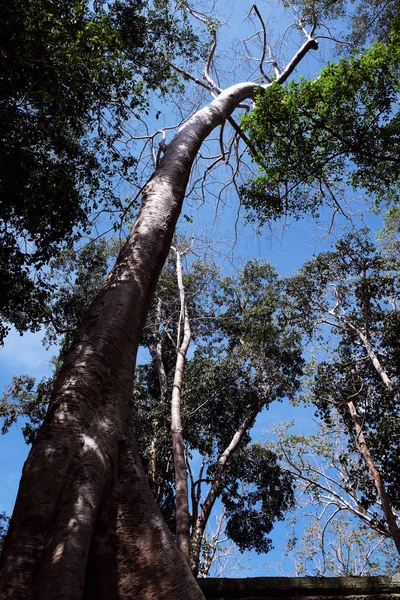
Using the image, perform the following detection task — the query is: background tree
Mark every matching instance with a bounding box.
[282,230,400,555]
[267,420,400,576]
[131,255,302,575]
[291,516,400,577]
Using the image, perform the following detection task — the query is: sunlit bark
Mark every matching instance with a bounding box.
[0,33,318,597]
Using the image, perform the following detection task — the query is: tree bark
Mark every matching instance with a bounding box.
[171,246,191,561]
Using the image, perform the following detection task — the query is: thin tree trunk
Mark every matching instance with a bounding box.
[171,246,191,561]
[148,298,169,399]
[190,407,258,576]
[0,37,318,597]
[350,325,394,391]
[347,399,400,555]
[344,319,400,553]
[148,298,168,500]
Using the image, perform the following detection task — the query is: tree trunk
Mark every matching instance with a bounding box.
[171,246,192,561]
[148,298,168,500]
[190,407,258,576]
[0,34,318,595]
[0,82,261,599]
[344,319,400,553]
[352,327,394,392]
[347,400,400,556]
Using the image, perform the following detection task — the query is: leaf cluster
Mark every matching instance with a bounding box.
[240,32,400,224]
[221,443,294,553]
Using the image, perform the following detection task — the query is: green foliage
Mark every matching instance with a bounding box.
[292,517,400,576]
[240,32,400,224]
[221,443,293,553]
[347,0,400,49]
[43,238,122,349]
[213,261,304,399]
[0,0,202,343]
[0,375,52,445]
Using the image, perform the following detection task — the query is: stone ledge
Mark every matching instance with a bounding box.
[197,577,400,599]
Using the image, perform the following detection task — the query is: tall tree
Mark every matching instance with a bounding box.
[135,257,301,575]
[283,230,400,555]
[1,2,400,597]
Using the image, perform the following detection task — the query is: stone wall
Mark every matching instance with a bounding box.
[197,576,400,599]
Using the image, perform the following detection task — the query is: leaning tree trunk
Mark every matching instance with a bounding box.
[0,34,318,597]
[190,406,259,576]
[0,82,261,600]
[347,400,400,555]
[345,320,400,554]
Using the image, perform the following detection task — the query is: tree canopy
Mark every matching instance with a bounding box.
[240,28,400,224]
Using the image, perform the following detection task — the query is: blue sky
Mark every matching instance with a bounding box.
[0,0,391,577]
[0,328,55,516]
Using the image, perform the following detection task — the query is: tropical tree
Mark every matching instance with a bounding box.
[135,256,302,575]
[267,420,400,576]
[282,230,400,556]
[1,1,400,597]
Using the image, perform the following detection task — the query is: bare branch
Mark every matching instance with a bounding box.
[249,5,272,83]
